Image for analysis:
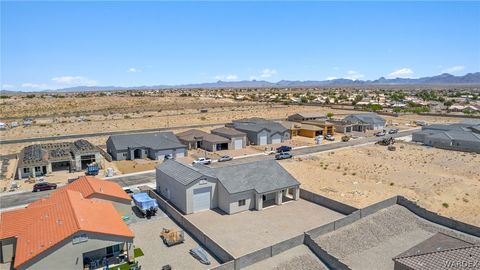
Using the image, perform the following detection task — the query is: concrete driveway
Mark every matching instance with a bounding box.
[129,217,220,270]
[185,199,345,257]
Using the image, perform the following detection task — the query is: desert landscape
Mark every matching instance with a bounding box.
[281,142,480,226]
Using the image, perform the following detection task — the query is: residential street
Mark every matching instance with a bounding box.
[0,129,417,210]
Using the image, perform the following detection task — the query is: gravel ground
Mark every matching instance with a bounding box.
[273,254,327,270]
[314,205,480,270]
[244,245,328,270]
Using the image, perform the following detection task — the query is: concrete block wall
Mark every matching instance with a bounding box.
[209,261,235,270]
[271,234,305,256]
[234,247,271,270]
[358,196,398,218]
[304,234,351,270]
[397,196,480,237]
[300,188,358,215]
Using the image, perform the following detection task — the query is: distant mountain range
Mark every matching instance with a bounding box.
[2,72,479,93]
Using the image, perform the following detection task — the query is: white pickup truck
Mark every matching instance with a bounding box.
[192,157,212,165]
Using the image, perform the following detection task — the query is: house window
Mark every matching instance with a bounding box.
[238,199,246,206]
[123,153,127,157]
[106,244,121,255]
[35,167,41,172]
[23,168,30,173]
[72,233,88,244]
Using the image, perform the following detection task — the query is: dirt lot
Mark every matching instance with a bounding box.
[280,142,480,226]
[185,199,344,257]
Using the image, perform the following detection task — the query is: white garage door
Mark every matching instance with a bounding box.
[259,134,267,145]
[271,134,281,144]
[193,187,211,212]
[233,139,243,149]
[175,151,185,158]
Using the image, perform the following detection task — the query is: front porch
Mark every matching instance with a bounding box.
[255,186,300,210]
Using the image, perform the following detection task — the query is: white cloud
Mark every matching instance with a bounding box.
[260,68,277,78]
[51,76,97,86]
[214,74,238,81]
[2,84,15,89]
[127,67,141,73]
[345,70,365,80]
[21,83,49,89]
[326,77,337,80]
[442,65,465,74]
[250,68,278,80]
[387,68,414,78]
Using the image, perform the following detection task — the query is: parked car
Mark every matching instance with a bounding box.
[276,145,292,152]
[33,182,57,192]
[324,134,335,141]
[275,152,293,160]
[217,155,233,162]
[164,154,174,160]
[192,157,212,165]
[374,132,386,137]
[388,128,399,134]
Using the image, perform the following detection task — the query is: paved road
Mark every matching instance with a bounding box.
[0,129,417,210]
[211,129,418,168]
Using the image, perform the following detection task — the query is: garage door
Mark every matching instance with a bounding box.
[233,139,243,149]
[271,134,281,144]
[193,187,211,212]
[259,134,267,145]
[175,151,185,158]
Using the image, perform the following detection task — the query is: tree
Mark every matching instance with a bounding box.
[327,112,334,119]
[300,96,308,103]
[443,100,453,107]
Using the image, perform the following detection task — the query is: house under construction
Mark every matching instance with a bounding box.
[16,140,101,179]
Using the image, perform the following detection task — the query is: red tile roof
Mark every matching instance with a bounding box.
[63,176,131,201]
[0,189,134,269]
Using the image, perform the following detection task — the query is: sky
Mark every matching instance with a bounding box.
[1,1,479,91]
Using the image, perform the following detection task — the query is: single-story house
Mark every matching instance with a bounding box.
[0,187,134,270]
[210,127,247,150]
[412,123,480,153]
[343,113,386,131]
[176,129,230,152]
[156,159,301,215]
[226,118,290,145]
[106,131,187,160]
[327,119,353,134]
[301,121,335,136]
[63,176,132,217]
[287,113,327,122]
[16,140,101,179]
[278,121,302,137]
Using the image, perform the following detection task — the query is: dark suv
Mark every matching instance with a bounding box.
[33,182,57,192]
[276,146,292,153]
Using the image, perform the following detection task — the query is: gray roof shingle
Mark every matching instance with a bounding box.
[156,160,205,185]
[230,118,288,134]
[109,132,185,151]
[176,129,230,143]
[212,159,299,194]
[157,159,299,193]
[344,113,386,125]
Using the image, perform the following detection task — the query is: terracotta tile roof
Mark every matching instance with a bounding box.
[63,176,131,201]
[0,189,134,269]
